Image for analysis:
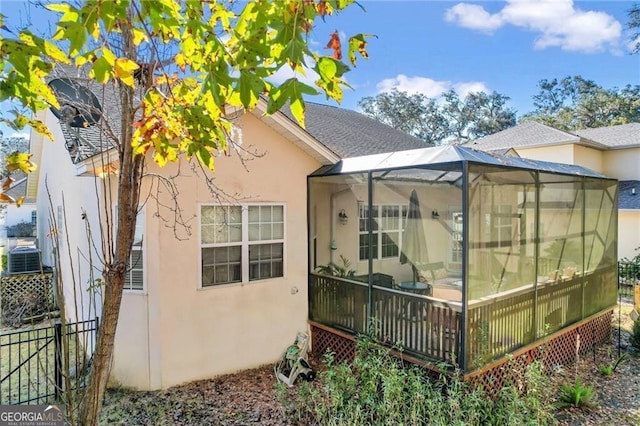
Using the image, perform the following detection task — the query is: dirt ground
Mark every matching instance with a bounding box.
[100,309,640,426]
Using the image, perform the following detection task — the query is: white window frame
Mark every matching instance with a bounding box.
[450,211,463,263]
[114,206,146,293]
[494,204,513,249]
[199,203,286,288]
[358,202,408,261]
[124,209,145,292]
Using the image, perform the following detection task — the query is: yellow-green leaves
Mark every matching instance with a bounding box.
[3,0,373,174]
[114,58,139,87]
[5,152,37,174]
[266,78,319,127]
[88,48,138,87]
[348,34,376,66]
[314,56,351,103]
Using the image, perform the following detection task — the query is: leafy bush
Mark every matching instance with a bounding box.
[6,220,35,238]
[315,254,356,278]
[557,378,595,408]
[278,334,557,425]
[599,351,628,376]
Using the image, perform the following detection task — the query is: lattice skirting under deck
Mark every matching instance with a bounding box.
[309,309,612,394]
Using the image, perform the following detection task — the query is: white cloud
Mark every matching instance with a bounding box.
[445,3,503,33]
[453,82,489,97]
[445,0,622,53]
[268,57,319,88]
[376,75,449,98]
[375,74,488,99]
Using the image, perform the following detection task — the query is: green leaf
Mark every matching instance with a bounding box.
[238,70,264,109]
[348,33,376,66]
[90,56,113,83]
[315,56,349,80]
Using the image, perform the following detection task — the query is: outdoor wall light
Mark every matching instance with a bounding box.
[338,209,348,225]
[431,210,440,219]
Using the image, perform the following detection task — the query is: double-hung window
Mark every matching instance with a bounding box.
[201,204,284,287]
[493,204,513,249]
[358,202,407,261]
[124,209,145,291]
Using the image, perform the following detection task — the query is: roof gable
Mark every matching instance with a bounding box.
[282,102,430,158]
[575,123,640,149]
[470,121,583,150]
[46,67,429,169]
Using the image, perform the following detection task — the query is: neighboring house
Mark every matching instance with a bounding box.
[28,70,429,390]
[0,170,37,249]
[471,121,640,260]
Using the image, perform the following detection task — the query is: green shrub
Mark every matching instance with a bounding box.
[278,334,557,425]
[599,351,628,376]
[6,220,35,238]
[557,378,595,408]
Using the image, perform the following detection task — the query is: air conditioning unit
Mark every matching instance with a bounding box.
[7,246,42,274]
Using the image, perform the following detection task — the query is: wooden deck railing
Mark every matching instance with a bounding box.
[310,265,617,370]
[309,273,462,363]
[465,265,617,368]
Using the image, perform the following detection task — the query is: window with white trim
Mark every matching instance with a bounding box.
[485,204,517,248]
[358,202,408,261]
[124,210,145,291]
[451,211,463,263]
[201,204,284,287]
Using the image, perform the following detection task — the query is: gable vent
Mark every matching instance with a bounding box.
[8,247,42,274]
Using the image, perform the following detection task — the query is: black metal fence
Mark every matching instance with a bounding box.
[618,261,640,299]
[0,317,98,405]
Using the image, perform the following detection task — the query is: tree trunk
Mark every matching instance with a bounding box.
[79,10,141,423]
[79,271,126,425]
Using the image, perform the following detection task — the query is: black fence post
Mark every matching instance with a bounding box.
[54,321,62,401]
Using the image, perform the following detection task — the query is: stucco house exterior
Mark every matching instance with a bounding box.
[28,72,429,390]
[471,121,640,260]
[0,171,37,251]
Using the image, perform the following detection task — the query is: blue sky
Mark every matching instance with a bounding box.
[307,1,639,115]
[1,0,639,138]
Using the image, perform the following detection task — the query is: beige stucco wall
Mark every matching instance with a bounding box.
[603,148,640,181]
[311,180,460,284]
[572,145,604,174]
[109,112,321,389]
[618,210,640,260]
[517,144,576,164]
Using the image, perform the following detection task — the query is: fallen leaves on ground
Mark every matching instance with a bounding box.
[101,332,640,426]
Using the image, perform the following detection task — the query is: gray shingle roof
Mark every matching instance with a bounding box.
[4,171,27,200]
[470,121,585,150]
[284,102,431,158]
[575,123,640,148]
[49,68,430,163]
[619,180,640,210]
[49,65,122,163]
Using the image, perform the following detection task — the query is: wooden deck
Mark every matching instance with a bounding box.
[309,274,462,363]
[309,265,617,370]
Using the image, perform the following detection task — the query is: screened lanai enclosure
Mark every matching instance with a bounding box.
[308,145,617,373]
